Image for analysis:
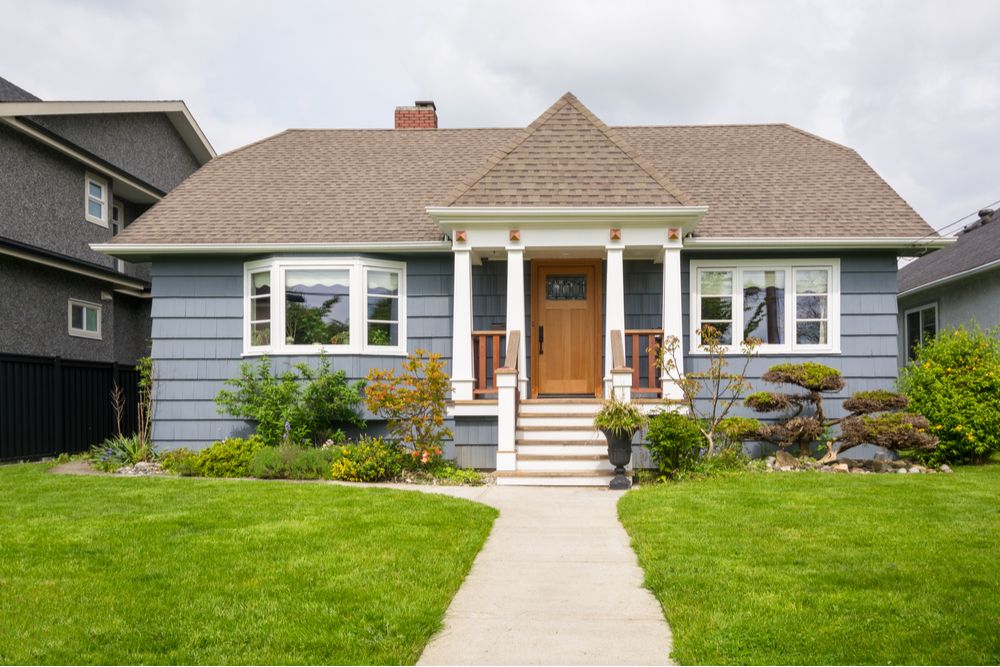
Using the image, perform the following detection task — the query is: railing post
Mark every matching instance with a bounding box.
[495,368,518,471]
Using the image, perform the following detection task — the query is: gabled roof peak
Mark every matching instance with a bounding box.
[442,92,695,208]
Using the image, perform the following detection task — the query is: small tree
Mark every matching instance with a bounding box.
[365,349,452,462]
[658,325,761,456]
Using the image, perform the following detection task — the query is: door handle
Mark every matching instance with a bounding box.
[538,325,544,355]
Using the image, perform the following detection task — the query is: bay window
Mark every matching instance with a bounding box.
[691,259,840,353]
[244,257,405,355]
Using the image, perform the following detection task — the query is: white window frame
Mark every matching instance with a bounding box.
[84,172,109,227]
[689,258,841,354]
[243,256,407,356]
[904,302,938,359]
[68,299,102,340]
[110,201,125,272]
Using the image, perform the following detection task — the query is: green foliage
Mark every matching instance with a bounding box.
[90,434,155,472]
[215,356,364,447]
[718,416,762,440]
[330,437,405,482]
[594,393,647,437]
[744,391,793,412]
[409,462,486,486]
[248,446,286,479]
[762,362,844,392]
[249,445,338,480]
[159,448,198,476]
[194,436,265,478]
[842,389,909,414]
[840,413,937,452]
[899,326,1000,464]
[645,411,705,476]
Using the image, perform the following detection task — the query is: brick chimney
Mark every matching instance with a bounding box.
[394,100,437,129]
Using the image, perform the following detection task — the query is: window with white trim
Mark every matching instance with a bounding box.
[244,257,406,355]
[690,259,840,353]
[904,303,937,360]
[68,299,101,339]
[111,202,125,272]
[85,173,109,226]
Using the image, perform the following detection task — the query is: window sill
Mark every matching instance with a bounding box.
[85,215,109,228]
[242,348,409,358]
[688,347,841,356]
[69,330,102,340]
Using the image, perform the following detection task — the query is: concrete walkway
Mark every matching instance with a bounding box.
[412,484,673,666]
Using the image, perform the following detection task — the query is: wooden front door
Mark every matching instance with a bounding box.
[532,260,602,396]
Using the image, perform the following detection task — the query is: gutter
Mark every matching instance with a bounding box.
[898,257,1000,299]
[1,237,149,292]
[684,236,955,252]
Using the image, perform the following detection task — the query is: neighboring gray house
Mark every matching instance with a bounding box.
[897,208,1000,363]
[99,92,948,484]
[0,75,215,365]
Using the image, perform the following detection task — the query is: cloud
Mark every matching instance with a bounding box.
[2,0,998,230]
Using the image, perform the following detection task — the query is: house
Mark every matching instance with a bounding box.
[0,75,215,459]
[897,208,1000,362]
[97,92,947,484]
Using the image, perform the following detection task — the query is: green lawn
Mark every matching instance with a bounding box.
[619,464,1000,665]
[0,463,496,665]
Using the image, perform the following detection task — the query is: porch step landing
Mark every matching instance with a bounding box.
[498,399,616,487]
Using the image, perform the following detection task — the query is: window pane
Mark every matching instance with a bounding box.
[699,321,732,345]
[796,269,828,294]
[906,311,921,359]
[88,200,103,219]
[701,296,732,320]
[367,322,398,346]
[284,268,350,345]
[251,271,270,296]
[71,305,83,330]
[921,307,936,341]
[85,308,98,332]
[112,206,121,223]
[251,322,271,346]
[367,270,399,296]
[700,270,733,296]
[252,297,270,321]
[743,270,785,344]
[796,295,828,319]
[367,296,398,321]
[88,182,103,199]
[796,321,828,345]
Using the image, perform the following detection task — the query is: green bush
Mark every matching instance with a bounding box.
[194,436,265,478]
[159,448,198,476]
[249,446,287,479]
[330,437,405,482]
[250,446,338,480]
[899,326,1000,464]
[287,447,336,480]
[215,356,365,447]
[90,434,155,472]
[645,411,705,477]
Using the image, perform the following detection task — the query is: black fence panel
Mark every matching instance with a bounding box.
[0,354,139,461]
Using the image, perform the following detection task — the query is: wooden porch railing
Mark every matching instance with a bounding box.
[472,330,506,397]
[625,329,663,397]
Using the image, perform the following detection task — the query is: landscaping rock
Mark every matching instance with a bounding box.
[833,463,850,473]
[116,462,165,476]
[897,468,908,474]
[940,464,953,473]
[774,450,798,468]
[908,467,923,474]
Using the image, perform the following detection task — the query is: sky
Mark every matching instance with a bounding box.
[3,0,998,233]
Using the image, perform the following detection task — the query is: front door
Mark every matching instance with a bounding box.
[532,260,602,396]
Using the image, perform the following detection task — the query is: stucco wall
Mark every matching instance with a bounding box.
[29,113,201,192]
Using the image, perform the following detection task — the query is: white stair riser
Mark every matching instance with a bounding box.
[518,403,601,415]
[515,430,606,442]
[517,458,615,472]
[497,475,613,487]
[517,416,597,428]
[517,444,609,456]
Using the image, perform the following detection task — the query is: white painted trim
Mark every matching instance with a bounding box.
[505,248,528,398]
[661,244,684,398]
[91,240,451,259]
[0,117,164,202]
[447,402,499,417]
[0,244,146,291]
[689,258,842,355]
[451,249,474,401]
[605,247,625,379]
[685,236,954,251]
[84,172,109,227]
[0,100,216,162]
[903,302,938,359]
[68,298,102,339]
[428,205,708,222]
[898,257,1000,298]
[241,256,407,357]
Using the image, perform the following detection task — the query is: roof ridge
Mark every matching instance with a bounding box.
[779,123,854,154]
[215,129,293,161]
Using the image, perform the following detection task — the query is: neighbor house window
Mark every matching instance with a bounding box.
[904,303,937,360]
[691,259,840,353]
[244,257,406,355]
[68,299,101,339]
[85,173,109,226]
[110,202,125,272]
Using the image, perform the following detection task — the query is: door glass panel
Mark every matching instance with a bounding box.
[546,275,587,300]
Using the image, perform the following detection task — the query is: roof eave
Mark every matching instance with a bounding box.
[898,256,1000,298]
[90,240,452,262]
[684,236,955,253]
[428,205,708,234]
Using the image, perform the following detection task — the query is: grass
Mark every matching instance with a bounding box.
[0,463,497,665]
[619,464,1000,665]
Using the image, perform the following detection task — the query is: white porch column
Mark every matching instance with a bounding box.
[505,247,528,398]
[661,242,684,400]
[450,248,474,401]
[604,245,626,385]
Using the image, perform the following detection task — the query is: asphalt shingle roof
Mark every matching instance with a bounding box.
[0,76,40,102]
[113,93,936,245]
[898,210,1000,294]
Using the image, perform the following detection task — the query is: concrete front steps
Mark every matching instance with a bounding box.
[497,399,616,487]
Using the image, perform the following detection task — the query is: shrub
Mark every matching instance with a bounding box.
[194,436,265,478]
[594,393,647,438]
[364,350,452,458]
[330,437,405,482]
[159,448,198,476]
[90,434,155,472]
[899,326,1000,464]
[645,411,705,476]
[249,446,287,479]
[287,447,336,480]
[215,357,364,447]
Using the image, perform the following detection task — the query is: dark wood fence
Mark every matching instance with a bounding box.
[0,354,139,461]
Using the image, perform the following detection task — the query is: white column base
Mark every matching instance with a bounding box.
[610,368,633,403]
[496,451,517,471]
[451,378,476,402]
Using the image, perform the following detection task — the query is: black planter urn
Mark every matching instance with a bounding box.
[601,428,635,490]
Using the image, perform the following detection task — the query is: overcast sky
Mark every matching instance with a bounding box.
[3,0,998,232]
